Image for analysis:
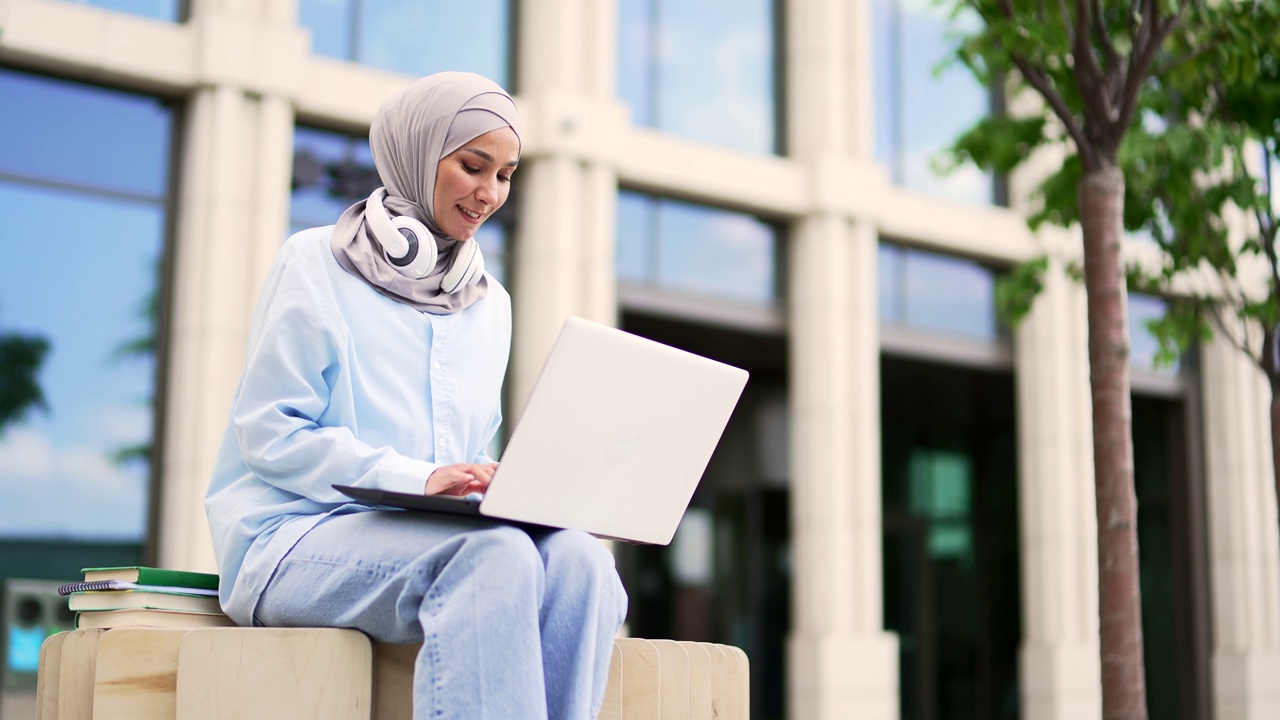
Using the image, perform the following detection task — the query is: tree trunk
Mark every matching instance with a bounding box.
[1079,165,1149,720]
[1264,325,1280,525]
[1272,388,1280,529]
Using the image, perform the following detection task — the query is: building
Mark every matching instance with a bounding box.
[0,1,1277,719]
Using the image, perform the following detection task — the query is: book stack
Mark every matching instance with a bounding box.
[57,566,235,630]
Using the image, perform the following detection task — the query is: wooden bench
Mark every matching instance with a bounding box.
[35,627,749,719]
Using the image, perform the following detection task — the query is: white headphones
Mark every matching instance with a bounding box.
[364,187,485,292]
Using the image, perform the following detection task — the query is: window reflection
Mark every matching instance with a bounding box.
[1129,293,1180,374]
[58,0,179,21]
[0,72,171,198]
[299,0,511,86]
[290,127,378,233]
[879,243,998,340]
[882,358,1021,720]
[617,0,778,155]
[617,190,777,304]
[873,0,993,204]
[290,126,509,283]
[0,69,172,539]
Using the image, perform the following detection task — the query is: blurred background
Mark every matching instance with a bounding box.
[1,1,1277,719]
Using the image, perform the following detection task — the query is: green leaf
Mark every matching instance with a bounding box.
[995,256,1050,327]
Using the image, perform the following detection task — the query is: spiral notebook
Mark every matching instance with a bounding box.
[334,316,748,545]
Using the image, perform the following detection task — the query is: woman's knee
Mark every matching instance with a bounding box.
[453,524,544,580]
[542,531,629,624]
[540,531,622,586]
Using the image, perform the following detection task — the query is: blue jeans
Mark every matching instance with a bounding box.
[252,510,629,720]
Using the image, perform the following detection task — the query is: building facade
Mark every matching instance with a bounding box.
[0,1,1277,718]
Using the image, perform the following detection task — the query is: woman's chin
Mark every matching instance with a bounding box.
[446,226,477,242]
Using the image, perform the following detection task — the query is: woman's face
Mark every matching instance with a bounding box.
[433,126,520,241]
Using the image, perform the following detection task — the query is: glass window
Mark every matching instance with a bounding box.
[879,243,998,340]
[882,358,1021,720]
[617,190,778,304]
[299,0,512,87]
[873,0,993,203]
[1133,395,1208,717]
[290,126,378,234]
[290,126,510,283]
[0,69,173,539]
[58,0,180,22]
[617,0,779,155]
[908,449,973,559]
[1129,293,1181,374]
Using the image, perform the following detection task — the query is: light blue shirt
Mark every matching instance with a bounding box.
[205,226,510,624]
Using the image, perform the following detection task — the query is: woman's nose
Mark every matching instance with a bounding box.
[474,175,498,205]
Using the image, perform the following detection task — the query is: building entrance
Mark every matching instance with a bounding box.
[1132,392,1211,720]
[615,311,790,720]
[881,356,1021,720]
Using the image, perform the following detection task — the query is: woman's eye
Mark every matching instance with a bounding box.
[461,163,480,175]
[498,174,512,183]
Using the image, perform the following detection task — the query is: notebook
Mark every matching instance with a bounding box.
[334,315,748,545]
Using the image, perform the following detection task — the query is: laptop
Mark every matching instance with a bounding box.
[334,315,749,545]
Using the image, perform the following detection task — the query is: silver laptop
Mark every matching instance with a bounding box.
[334,315,748,545]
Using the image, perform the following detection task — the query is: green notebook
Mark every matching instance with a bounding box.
[78,566,219,592]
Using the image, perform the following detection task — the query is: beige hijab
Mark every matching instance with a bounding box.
[331,72,522,313]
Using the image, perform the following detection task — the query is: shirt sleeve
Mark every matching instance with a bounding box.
[472,391,503,465]
[230,255,437,501]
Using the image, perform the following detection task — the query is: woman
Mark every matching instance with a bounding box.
[205,72,628,720]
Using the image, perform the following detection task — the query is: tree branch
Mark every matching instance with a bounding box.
[1073,0,1113,134]
[1092,0,1119,75]
[1014,55,1093,164]
[987,0,1093,163]
[1149,42,1211,78]
[1114,0,1191,144]
[1208,286,1268,377]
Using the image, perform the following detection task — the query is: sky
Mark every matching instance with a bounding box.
[0,182,161,539]
[0,69,170,540]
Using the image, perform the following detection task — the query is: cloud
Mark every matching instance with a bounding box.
[658,17,776,153]
[660,210,775,302]
[95,403,151,445]
[0,426,147,539]
[900,145,993,205]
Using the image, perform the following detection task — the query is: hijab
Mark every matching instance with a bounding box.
[331,72,522,314]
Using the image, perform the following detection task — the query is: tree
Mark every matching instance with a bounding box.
[0,331,49,434]
[1119,3,1279,523]
[935,1,1260,718]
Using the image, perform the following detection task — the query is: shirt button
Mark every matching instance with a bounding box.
[437,438,448,447]
[432,360,442,370]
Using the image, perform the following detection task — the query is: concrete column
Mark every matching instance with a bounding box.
[509,0,620,411]
[784,1,897,717]
[1013,259,1103,719]
[786,214,898,720]
[1200,331,1280,720]
[156,0,299,570]
[786,0,862,159]
[509,156,618,407]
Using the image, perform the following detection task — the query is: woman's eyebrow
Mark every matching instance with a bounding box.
[463,147,519,167]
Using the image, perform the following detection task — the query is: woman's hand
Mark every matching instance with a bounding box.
[425,463,498,496]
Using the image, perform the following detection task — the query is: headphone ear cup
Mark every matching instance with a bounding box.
[440,240,485,294]
[364,188,439,279]
[387,217,439,279]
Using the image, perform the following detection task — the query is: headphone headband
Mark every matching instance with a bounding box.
[365,188,411,261]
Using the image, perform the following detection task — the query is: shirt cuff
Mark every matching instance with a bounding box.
[370,453,438,495]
